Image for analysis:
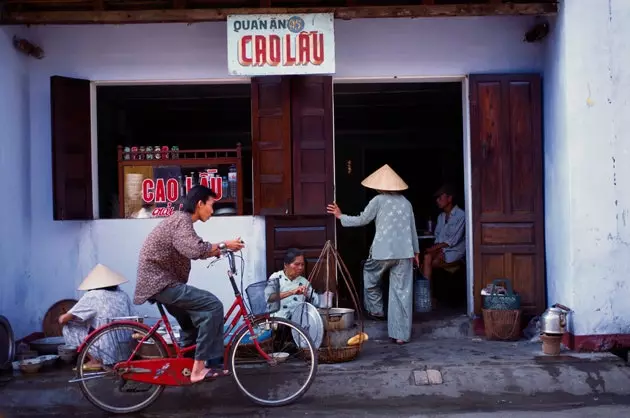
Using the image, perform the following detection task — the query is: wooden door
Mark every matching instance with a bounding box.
[51,76,93,220]
[291,76,334,215]
[258,76,336,289]
[251,76,292,215]
[469,74,545,316]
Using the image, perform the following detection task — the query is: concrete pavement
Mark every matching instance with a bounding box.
[1,335,629,417]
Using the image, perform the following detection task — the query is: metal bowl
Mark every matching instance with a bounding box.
[30,336,65,355]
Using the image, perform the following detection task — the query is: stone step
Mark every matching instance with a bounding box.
[363,313,474,341]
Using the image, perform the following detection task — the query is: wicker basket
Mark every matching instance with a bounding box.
[301,345,360,364]
[482,309,522,341]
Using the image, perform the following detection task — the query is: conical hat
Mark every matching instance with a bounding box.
[78,264,128,291]
[361,164,408,191]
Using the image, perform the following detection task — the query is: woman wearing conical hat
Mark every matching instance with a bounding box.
[327,164,419,345]
[58,264,134,370]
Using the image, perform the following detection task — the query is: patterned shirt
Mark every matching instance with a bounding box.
[265,270,321,320]
[69,289,134,328]
[134,211,212,305]
[340,194,419,260]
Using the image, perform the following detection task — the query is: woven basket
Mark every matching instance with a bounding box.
[482,309,522,341]
[300,345,361,364]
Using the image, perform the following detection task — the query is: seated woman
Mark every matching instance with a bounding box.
[58,264,134,370]
[266,248,321,320]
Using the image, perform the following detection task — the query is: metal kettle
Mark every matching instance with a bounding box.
[540,304,571,335]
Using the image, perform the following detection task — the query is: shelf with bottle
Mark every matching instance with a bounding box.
[117,144,244,219]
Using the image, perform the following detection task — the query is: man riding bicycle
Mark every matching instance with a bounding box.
[134,185,244,383]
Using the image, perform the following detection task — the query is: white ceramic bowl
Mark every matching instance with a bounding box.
[38,354,60,367]
[19,358,43,374]
[271,352,289,362]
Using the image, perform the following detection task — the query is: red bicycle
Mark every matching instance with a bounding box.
[70,247,318,414]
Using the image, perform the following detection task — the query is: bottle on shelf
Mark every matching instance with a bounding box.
[228,164,237,199]
[222,176,228,199]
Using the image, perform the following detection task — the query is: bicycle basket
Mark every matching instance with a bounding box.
[245,277,281,316]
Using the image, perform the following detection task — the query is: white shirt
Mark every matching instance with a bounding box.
[434,205,466,263]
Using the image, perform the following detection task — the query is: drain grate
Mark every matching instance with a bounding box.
[413,369,443,385]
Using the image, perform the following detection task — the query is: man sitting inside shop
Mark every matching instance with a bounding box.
[422,185,466,280]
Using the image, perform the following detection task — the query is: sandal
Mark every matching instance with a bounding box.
[391,338,407,345]
[200,368,231,382]
[73,364,102,372]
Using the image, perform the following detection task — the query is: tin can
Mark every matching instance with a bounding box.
[171,145,179,159]
[131,146,138,160]
[138,146,146,160]
[162,146,170,159]
[154,145,161,160]
[123,146,131,161]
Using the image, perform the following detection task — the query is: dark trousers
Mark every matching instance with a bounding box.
[153,283,224,361]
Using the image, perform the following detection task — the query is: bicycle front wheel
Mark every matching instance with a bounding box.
[229,317,318,407]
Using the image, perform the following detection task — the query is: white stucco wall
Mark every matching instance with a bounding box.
[1,15,544,338]
[544,0,630,336]
[0,28,32,338]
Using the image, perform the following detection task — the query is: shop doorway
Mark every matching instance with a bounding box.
[333,81,468,318]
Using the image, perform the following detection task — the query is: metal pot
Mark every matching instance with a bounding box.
[318,308,354,331]
[541,304,571,335]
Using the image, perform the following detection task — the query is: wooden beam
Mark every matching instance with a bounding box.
[1,3,558,25]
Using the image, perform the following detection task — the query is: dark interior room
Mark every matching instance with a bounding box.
[333,81,467,316]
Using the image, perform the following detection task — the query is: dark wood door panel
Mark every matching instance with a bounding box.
[51,75,93,221]
[470,74,545,316]
[291,76,334,215]
[478,252,540,311]
[252,76,292,215]
[265,215,335,278]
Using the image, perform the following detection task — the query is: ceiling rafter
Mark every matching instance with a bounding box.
[1,1,557,25]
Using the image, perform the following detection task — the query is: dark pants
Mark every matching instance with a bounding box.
[153,284,224,362]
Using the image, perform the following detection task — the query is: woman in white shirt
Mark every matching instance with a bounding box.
[266,248,321,319]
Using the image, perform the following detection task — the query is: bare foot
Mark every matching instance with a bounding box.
[84,360,103,368]
[190,360,229,384]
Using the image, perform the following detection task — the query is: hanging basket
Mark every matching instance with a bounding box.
[306,240,366,364]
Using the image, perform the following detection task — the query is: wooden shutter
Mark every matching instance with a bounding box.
[51,76,93,220]
[291,76,334,215]
[251,76,292,215]
[469,74,545,316]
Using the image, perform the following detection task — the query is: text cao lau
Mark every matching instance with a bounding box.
[234,17,325,67]
[141,169,224,217]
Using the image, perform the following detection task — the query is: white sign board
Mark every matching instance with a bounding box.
[227,13,335,76]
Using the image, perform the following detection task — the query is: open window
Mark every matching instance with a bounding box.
[50,77,254,220]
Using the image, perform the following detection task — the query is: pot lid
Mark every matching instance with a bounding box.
[290,302,324,349]
[0,315,15,369]
[43,299,78,337]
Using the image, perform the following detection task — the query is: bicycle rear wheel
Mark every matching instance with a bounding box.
[229,317,318,407]
[76,322,169,414]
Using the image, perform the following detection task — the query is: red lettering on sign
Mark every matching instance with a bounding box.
[310,32,324,65]
[284,34,296,66]
[254,35,266,66]
[142,179,154,203]
[238,32,324,67]
[166,178,178,202]
[186,177,193,193]
[298,32,310,65]
[154,178,166,203]
[238,35,252,66]
[268,34,281,66]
